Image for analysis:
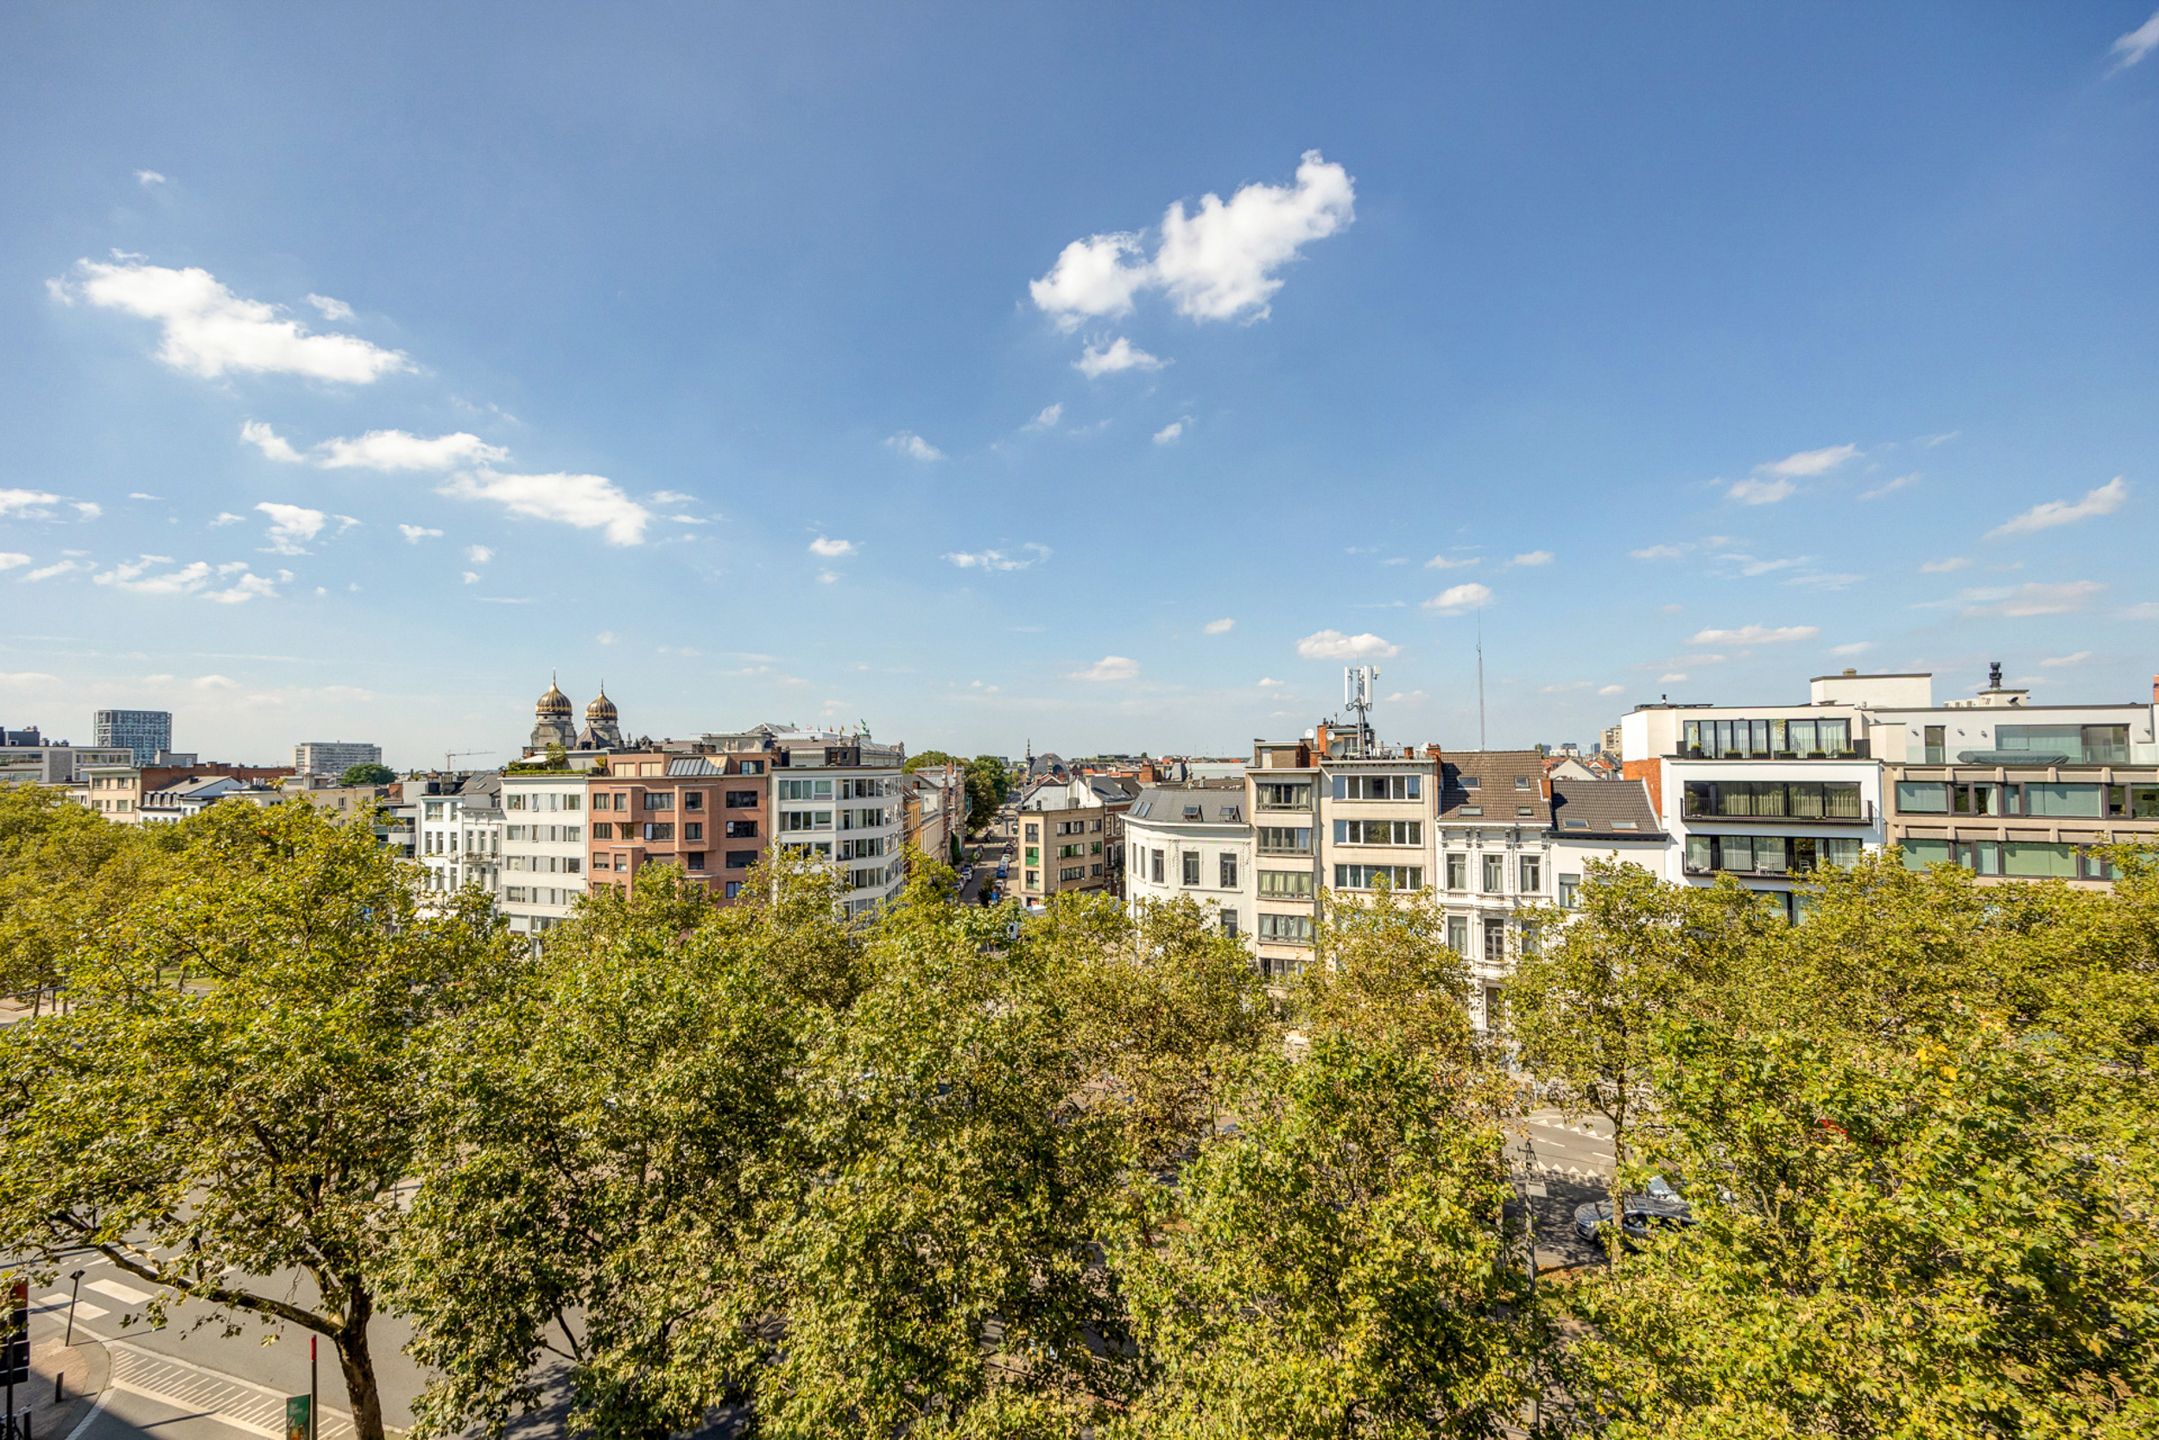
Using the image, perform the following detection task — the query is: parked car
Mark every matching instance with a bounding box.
[1573,1176,1693,1246]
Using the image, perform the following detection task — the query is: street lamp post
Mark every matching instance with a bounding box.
[62,1272,84,1349]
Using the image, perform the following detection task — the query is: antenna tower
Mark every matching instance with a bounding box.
[1476,608,1487,751]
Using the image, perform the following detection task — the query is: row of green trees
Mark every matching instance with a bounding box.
[0,783,2153,1438]
[902,750,1011,833]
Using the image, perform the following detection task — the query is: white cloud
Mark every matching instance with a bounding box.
[1383,689,1428,704]
[255,501,327,555]
[210,511,246,527]
[55,257,409,382]
[1028,233,1150,329]
[438,469,652,546]
[306,293,355,321]
[2041,651,2093,667]
[943,542,1051,572]
[1716,552,1809,578]
[127,491,159,501]
[817,569,839,585]
[1597,683,1625,696]
[1426,553,1481,570]
[1629,543,1687,561]
[649,490,697,505]
[596,630,617,646]
[21,559,86,583]
[1509,550,1554,568]
[1257,677,1286,688]
[2113,8,2159,68]
[1069,655,1141,683]
[135,169,167,187]
[1153,418,1190,445]
[1659,672,1690,684]
[464,544,493,565]
[1296,629,1399,660]
[884,431,945,462]
[1424,582,1493,615]
[1956,581,2103,618]
[1688,624,1821,645]
[72,501,102,520]
[1829,641,1876,657]
[0,553,28,571]
[0,489,62,518]
[397,524,443,542]
[809,535,857,558]
[1024,402,1063,431]
[1919,556,1971,574]
[461,571,481,585]
[1075,337,1166,378]
[1784,571,1863,592]
[94,555,279,603]
[1986,476,2128,538]
[1203,617,1235,635]
[1727,477,1795,505]
[1540,681,1592,694]
[1861,472,1920,501]
[317,429,509,471]
[240,420,304,463]
[1153,151,1356,322]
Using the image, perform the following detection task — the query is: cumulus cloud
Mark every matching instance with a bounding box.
[1257,677,1286,688]
[0,489,62,519]
[438,469,652,546]
[2113,8,2159,69]
[1509,550,1554,567]
[1075,337,1166,378]
[1296,629,1399,660]
[53,256,409,382]
[1203,617,1235,635]
[255,501,327,555]
[943,542,1052,572]
[1659,672,1690,684]
[398,524,443,542]
[1687,624,1821,645]
[462,571,481,585]
[1728,477,1794,505]
[72,502,101,520]
[317,429,509,471]
[305,293,355,321]
[884,431,945,462]
[1424,582,1493,615]
[94,554,280,603]
[135,169,167,187]
[239,420,304,463]
[1069,655,1140,683]
[1917,556,1970,574]
[809,535,857,558]
[1986,476,2128,538]
[210,512,246,527]
[1955,581,2103,618]
[1153,418,1188,445]
[1030,151,1355,328]
[464,544,493,565]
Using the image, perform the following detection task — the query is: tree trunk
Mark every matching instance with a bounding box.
[335,1287,387,1440]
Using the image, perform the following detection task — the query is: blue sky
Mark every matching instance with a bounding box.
[2,4,2155,768]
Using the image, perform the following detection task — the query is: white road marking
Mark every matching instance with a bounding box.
[33,1293,109,1320]
[104,1341,356,1440]
[86,1278,154,1305]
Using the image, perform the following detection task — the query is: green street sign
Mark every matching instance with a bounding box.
[285,1394,312,1440]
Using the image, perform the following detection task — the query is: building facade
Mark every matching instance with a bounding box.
[1122,782,1253,938]
[416,773,504,898]
[93,709,172,765]
[586,752,769,903]
[1013,774,1134,906]
[293,741,383,778]
[497,770,589,936]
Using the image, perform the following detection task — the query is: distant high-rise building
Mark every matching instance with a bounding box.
[94,709,172,765]
[294,741,384,778]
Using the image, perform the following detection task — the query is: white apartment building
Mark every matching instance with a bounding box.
[1122,783,1253,939]
[415,773,504,899]
[1431,750,1560,1026]
[497,770,589,936]
[755,729,905,918]
[294,741,383,778]
[1013,774,1135,906]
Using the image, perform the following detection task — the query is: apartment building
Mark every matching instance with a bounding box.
[77,761,291,821]
[293,741,383,778]
[1122,781,1252,938]
[415,773,504,897]
[586,751,769,903]
[1,729,133,787]
[93,709,172,765]
[1430,750,1557,1023]
[705,726,903,917]
[1013,773,1135,906]
[497,769,589,936]
[903,762,970,865]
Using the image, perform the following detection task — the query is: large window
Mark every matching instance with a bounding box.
[1997,724,2130,764]
[1220,853,1238,888]
[1683,834,1862,876]
[1182,851,1201,886]
[1481,854,1504,894]
[2023,782,2105,818]
[1445,854,1467,890]
[1681,716,1854,759]
[1256,781,1312,809]
[1683,780,1865,820]
[1332,819,1422,846]
[1519,856,1542,894]
[1330,773,1422,801]
[778,778,834,801]
[1483,918,1507,962]
[1258,913,1314,944]
[1258,826,1314,855]
[1904,838,2117,882]
[1332,864,1423,891]
[1447,916,1469,954]
[1257,869,1314,898]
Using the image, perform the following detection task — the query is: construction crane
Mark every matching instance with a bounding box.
[443,748,493,772]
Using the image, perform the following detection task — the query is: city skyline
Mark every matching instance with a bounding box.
[4,6,2156,767]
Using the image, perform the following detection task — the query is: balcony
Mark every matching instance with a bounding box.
[1681,800,1876,826]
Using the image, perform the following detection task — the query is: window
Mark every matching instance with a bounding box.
[1923,725,1946,764]
[780,810,832,832]
[1258,913,1314,944]
[1220,853,1238,888]
[1445,854,1467,890]
[1447,915,1469,954]
[1684,834,1861,875]
[2023,782,2104,818]
[591,821,614,840]
[644,792,674,811]
[1519,856,1541,893]
[1060,865,1085,882]
[724,881,744,899]
[1026,822,1040,841]
[1257,869,1314,898]
[1483,918,1507,962]
[1183,851,1201,886]
[1515,776,1532,791]
[1682,716,1855,759]
[725,850,757,869]
[1458,806,1483,816]
[1684,781,1865,821]
[1558,874,1580,909]
[684,791,704,811]
[1330,773,1422,801]
[1257,826,1313,855]
[1333,864,1423,890]
[778,778,833,802]
[1219,909,1239,937]
[1482,854,1504,894]
[1150,849,1165,884]
[1895,780,1948,814]
[685,822,704,841]
[726,790,759,808]
[1332,819,1422,846]
[685,852,706,872]
[1256,781,1312,809]
[725,819,757,839]
[1997,723,2129,765]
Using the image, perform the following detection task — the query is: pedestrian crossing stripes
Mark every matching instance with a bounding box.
[108,1343,357,1440]
[32,1292,109,1321]
[86,1277,154,1306]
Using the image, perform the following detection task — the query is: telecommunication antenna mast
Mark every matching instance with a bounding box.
[1476,609,1487,752]
[1343,665,1379,756]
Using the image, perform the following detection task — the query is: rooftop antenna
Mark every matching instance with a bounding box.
[1343,665,1378,754]
[1476,607,1487,752]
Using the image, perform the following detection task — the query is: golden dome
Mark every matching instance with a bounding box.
[536,674,572,717]
[586,684,618,721]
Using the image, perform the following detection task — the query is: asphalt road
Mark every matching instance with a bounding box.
[1508,1108,1622,1271]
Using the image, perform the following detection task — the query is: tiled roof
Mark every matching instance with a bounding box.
[1129,784,1245,825]
[1438,750,1551,824]
[1549,778,1665,838]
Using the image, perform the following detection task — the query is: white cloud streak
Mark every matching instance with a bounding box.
[1069,655,1140,683]
[1296,629,1399,660]
[884,431,945,461]
[1424,582,1493,615]
[438,469,652,546]
[255,501,326,555]
[2113,8,2159,69]
[943,542,1052,572]
[1688,624,1821,645]
[1075,337,1166,378]
[1986,476,2128,538]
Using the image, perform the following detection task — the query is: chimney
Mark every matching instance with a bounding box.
[2151,674,2158,705]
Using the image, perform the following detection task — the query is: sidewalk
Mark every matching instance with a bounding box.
[15,1335,110,1440]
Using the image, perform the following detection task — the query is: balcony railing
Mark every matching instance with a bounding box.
[1681,800,1876,826]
